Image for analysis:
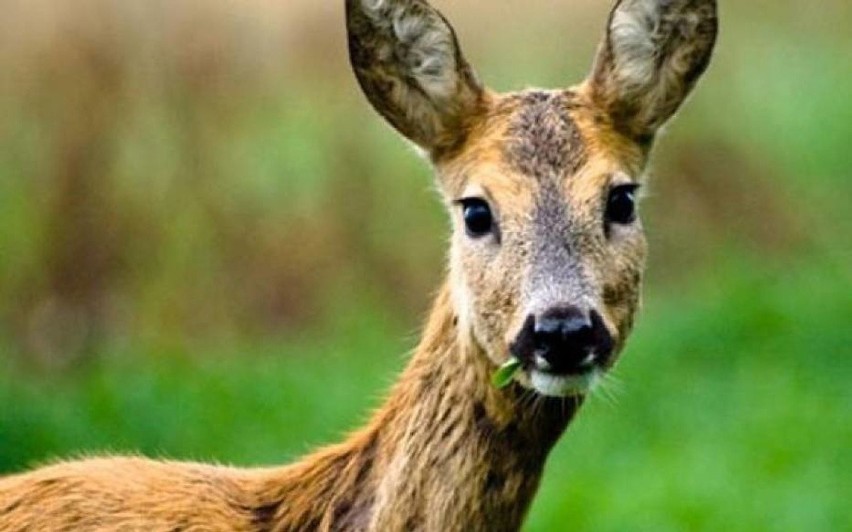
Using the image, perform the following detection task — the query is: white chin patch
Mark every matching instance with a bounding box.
[529,369,598,398]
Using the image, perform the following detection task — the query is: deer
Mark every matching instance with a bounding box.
[0,0,717,530]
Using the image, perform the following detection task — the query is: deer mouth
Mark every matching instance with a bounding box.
[527,366,601,398]
[508,309,614,397]
[511,346,611,397]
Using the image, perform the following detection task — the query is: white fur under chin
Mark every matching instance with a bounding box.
[529,369,599,398]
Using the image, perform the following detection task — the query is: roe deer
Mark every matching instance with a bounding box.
[0,0,717,530]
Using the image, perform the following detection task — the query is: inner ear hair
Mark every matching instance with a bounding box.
[588,0,718,141]
[346,0,485,156]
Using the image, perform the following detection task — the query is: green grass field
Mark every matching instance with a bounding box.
[2,257,849,530]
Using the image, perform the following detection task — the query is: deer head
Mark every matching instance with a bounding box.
[346,0,718,397]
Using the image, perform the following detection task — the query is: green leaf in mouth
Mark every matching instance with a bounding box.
[491,358,522,389]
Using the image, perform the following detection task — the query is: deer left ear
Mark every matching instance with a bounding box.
[587,0,718,142]
[346,0,485,157]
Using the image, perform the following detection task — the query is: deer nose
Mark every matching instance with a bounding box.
[518,307,614,375]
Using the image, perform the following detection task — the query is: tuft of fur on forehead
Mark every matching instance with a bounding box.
[500,91,588,180]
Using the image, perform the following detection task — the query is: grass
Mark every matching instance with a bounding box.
[2,256,848,531]
[528,258,850,531]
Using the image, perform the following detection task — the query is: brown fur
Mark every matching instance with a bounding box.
[501,90,588,179]
[0,286,577,531]
[0,1,717,530]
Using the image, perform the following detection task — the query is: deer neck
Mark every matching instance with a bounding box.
[262,280,582,531]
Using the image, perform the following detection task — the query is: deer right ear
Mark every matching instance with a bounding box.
[587,0,718,142]
[346,0,484,156]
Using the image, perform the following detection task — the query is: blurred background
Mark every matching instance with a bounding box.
[0,0,849,529]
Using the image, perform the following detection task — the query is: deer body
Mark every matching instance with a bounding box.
[0,284,574,531]
[1,1,717,530]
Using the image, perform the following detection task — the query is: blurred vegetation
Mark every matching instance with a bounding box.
[0,0,849,530]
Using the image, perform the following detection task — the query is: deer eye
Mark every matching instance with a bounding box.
[461,198,494,238]
[605,184,639,226]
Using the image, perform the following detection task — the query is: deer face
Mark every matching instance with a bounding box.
[346,0,717,397]
[439,90,649,397]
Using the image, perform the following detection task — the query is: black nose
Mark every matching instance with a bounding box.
[512,307,614,375]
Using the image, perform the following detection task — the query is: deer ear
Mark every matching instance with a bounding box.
[346,0,484,156]
[587,0,718,141]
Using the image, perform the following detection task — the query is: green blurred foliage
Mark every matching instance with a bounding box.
[0,1,850,530]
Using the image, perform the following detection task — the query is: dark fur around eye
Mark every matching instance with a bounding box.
[460,198,494,238]
[606,184,640,226]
